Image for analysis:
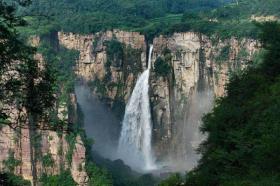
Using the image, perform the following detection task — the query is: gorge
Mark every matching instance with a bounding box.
[0,27,259,185]
[58,30,258,173]
[1,0,280,185]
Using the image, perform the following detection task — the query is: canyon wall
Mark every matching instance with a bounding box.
[58,30,147,117]
[57,30,258,166]
[0,98,88,185]
[151,33,258,165]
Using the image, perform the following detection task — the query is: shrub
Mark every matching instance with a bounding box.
[0,173,31,186]
[154,57,171,77]
[40,171,77,186]
[42,153,54,167]
[3,151,21,172]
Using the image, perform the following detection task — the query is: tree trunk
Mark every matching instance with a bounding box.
[28,113,37,186]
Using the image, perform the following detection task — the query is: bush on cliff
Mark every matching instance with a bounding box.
[154,57,172,77]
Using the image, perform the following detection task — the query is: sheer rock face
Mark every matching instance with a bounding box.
[58,30,147,106]
[0,100,88,186]
[0,99,88,185]
[58,30,258,162]
[0,40,88,185]
[151,32,259,160]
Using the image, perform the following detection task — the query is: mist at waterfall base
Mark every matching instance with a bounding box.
[168,85,214,172]
[75,46,215,175]
[75,84,120,159]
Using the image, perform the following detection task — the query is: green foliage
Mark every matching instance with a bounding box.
[216,45,231,63]
[0,1,55,127]
[16,0,280,41]
[86,162,113,186]
[3,151,22,172]
[37,35,79,131]
[65,133,77,166]
[0,173,31,186]
[42,153,54,167]
[40,170,77,186]
[105,39,124,68]
[154,57,172,77]
[18,0,225,36]
[183,22,280,185]
[90,152,159,186]
[237,47,249,60]
[158,173,183,186]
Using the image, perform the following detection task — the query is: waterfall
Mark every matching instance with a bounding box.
[118,45,156,171]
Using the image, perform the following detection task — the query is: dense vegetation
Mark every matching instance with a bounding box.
[160,22,280,186]
[154,48,172,77]
[0,173,31,186]
[15,0,228,35]
[91,152,158,186]
[11,0,279,40]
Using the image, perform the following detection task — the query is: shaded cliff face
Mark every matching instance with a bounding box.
[0,38,88,185]
[0,94,88,186]
[150,32,259,169]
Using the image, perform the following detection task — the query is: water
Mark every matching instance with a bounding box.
[118,45,156,171]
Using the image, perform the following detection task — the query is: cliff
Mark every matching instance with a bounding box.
[151,32,259,164]
[58,30,147,117]
[56,30,258,167]
[0,94,88,186]
[0,37,88,185]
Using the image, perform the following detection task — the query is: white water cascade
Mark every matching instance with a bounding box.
[118,45,156,171]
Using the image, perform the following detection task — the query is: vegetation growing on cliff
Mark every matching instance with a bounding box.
[0,1,56,184]
[40,171,77,186]
[0,173,31,186]
[88,39,143,119]
[37,34,113,185]
[160,22,280,186]
[154,48,172,77]
[3,151,22,173]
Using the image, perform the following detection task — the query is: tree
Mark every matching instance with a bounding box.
[0,1,55,185]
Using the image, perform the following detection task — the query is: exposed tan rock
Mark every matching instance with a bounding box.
[251,15,279,22]
[151,32,259,159]
[58,30,259,164]
[59,30,146,106]
[0,48,88,185]
[71,136,88,186]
